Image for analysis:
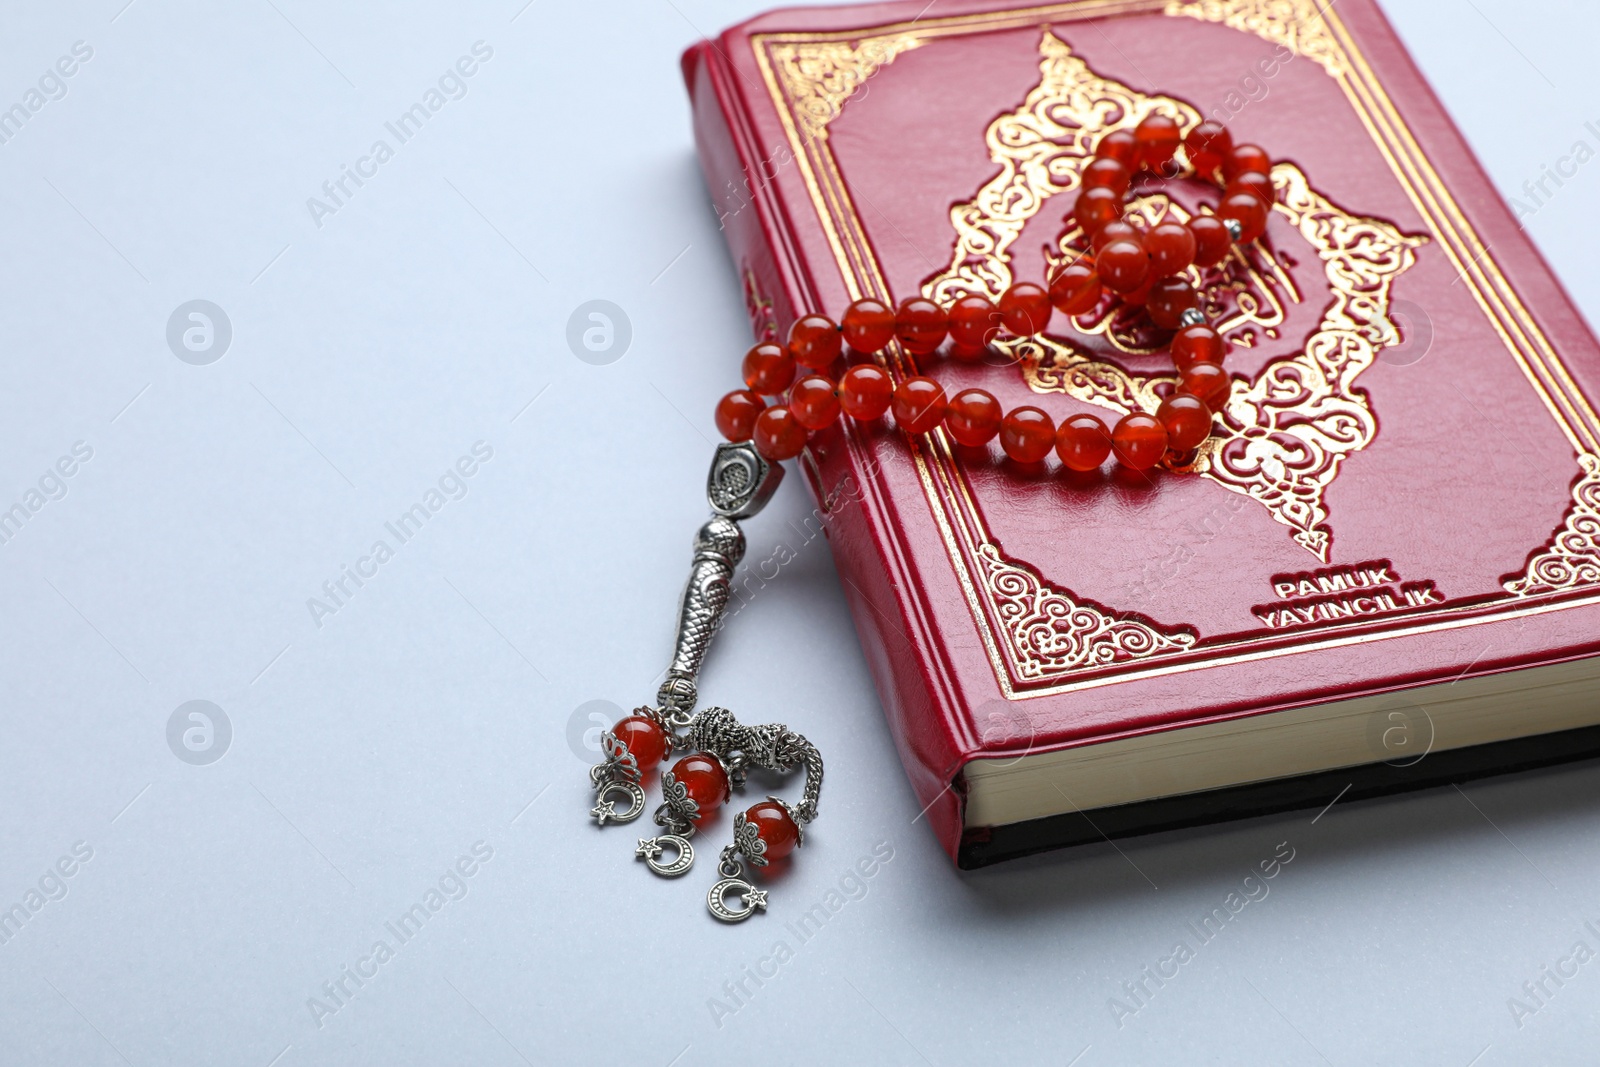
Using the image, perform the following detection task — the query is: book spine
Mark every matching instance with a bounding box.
[682,38,970,862]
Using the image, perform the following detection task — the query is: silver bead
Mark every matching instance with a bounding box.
[707,440,783,519]
[1179,308,1206,328]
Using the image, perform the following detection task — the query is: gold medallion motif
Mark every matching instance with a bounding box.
[926,32,1427,562]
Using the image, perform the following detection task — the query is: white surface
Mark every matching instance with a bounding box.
[1,1,1598,1064]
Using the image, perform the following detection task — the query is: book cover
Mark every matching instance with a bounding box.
[682,0,1600,867]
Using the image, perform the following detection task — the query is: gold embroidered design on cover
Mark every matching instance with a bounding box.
[926,32,1426,563]
[1164,0,1346,77]
[1504,454,1600,597]
[767,36,923,142]
[975,544,1197,678]
[925,32,1199,306]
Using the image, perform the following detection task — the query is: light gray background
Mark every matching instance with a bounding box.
[1,1,1597,1064]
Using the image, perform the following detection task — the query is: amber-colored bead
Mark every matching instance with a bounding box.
[841,298,896,354]
[1112,412,1168,470]
[1120,271,1156,308]
[715,389,765,442]
[1134,114,1182,172]
[788,375,840,430]
[753,405,807,460]
[1097,238,1149,294]
[1219,191,1269,243]
[895,297,948,355]
[1081,157,1131,197]
[1184,120,1232,179]
[1000,406,1056,464]
[1091,219,1140,254]
[669,752,730,815]
[1157,392,1213,450]
[1188,215,1233,268]
[1095,128,1139,166]
[1145,221,1196,279]
[1074,186,1123,238]
[999,282,1052,337]
[893,376,947,435]
[839,364,894,421]
[789,314,842,369]
[742,342,795,395]
[612,715,670,772]
[1227,173,1275,210]
[1222,143,1271,182]
[1171,325,1227,371]
[1181,361,1231,409]
[1056,413,1113,471]
[947,295,1001,357]
[1049,260,1102,316]
[1148,277,1199,330]
[944,388,1003,447]
[744,800,800,861]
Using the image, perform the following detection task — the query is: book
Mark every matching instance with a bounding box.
[681,0,1600,868]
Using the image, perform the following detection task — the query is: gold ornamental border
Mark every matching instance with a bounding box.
[750,0,1600,699]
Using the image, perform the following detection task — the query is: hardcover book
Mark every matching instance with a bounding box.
[682,0,1600,867]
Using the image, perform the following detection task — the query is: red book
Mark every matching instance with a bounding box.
[682,0,1600,867]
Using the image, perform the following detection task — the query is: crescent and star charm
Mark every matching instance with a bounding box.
[636,834,695,876]
[706,878,768,923]
[590,781,646,825]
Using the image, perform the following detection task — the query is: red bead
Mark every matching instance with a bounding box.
[1227,172,1275,208]
[1074,186,1123,238]
[1097,238,1149,294]
[1157,392,1213,450]
[753,405,807,460]
[1120,270,1157,308]
[838,364,894,421]
[612,715,670,772]
[1145,221,1196,279]
[789,314,842,369]
[999,282,1052,336]
[894,297,948,356]
[1056,413,1113,471]
[948,295,1001,356]
[1081,157,1131,197]
[892,376,948,435]
[742,342,795,395]
[1000,406,1056,463]
[1184,120,1232,179]
[744,800,800,861]
[841,298,896,354]
[1171,325,1227,371]
[715,389,764,442]
[1134,114,1182,172]
[1112,412,1168,470]
[669,752,730,816]
[1147,277,1198,330]
[1049,260,1102,316]
[1188,215,1233,268]
[1222,143,1271,183]
[788,375,840,430]
[1181,361,1231,409]
[944,388,1002,447]
[1219,191,1270,243]
[1091,219,1140,254]
[1094,129,1139,167]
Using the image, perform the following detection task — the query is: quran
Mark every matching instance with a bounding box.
[683,0,1600,867]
